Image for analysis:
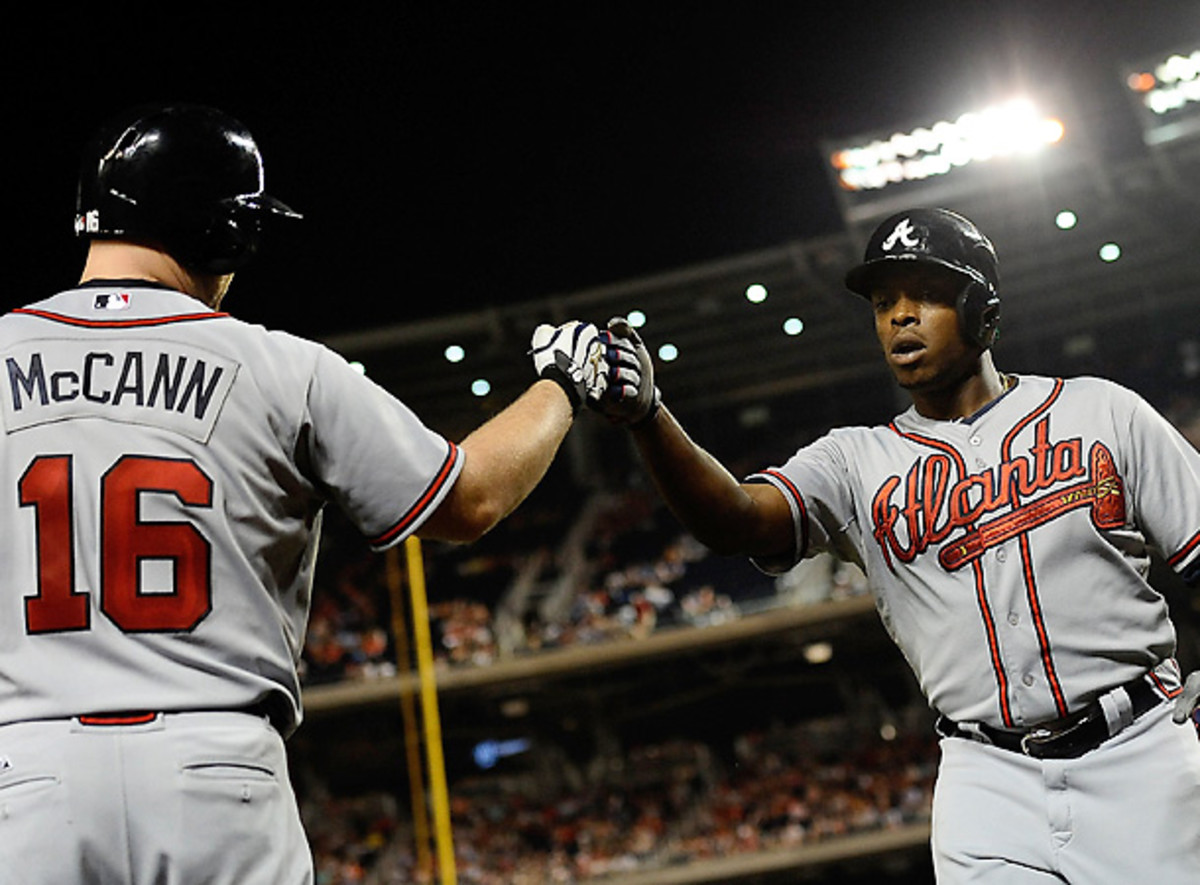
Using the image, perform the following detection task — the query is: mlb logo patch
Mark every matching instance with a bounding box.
[94,293,131,311]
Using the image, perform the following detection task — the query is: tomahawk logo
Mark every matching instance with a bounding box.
[881,218,921,252]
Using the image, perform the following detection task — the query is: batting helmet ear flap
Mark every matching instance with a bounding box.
[181,199,265,275]
[957,281,1001,349]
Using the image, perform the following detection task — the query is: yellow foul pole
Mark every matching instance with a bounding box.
[404,535,457,884]
[384,546,432,878]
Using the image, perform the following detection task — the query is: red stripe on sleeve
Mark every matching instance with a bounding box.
[370,442,461,547]
[1167,531,1200,569]
[760,468,809,558]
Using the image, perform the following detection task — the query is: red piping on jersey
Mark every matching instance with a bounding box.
[998,379,1063,454]
[969,557,1012,725]
[370,442,461,548]
[1001,379,1070,719]
[10,307,229,328]
[889,424,1015,728]
[1016,534,1067,717]
[758,468,810,559]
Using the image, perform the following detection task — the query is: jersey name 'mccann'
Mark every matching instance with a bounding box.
[2,341,238,442]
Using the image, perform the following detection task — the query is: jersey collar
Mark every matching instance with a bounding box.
[77,278,182,293]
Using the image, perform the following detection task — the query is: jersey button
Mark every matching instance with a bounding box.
[1022,674,1036,687]
[1008,612,1019,626]
[969,435,982,446]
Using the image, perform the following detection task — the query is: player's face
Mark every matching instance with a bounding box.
[869,265,979,393]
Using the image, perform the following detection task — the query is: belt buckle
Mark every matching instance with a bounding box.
[1019,708,1102,758]
[1019,727,1055,757]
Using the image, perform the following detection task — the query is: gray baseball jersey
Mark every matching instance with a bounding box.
[0,283,462,736]
[749,374,1200,727]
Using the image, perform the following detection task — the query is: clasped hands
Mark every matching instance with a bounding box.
[530,317,660,426]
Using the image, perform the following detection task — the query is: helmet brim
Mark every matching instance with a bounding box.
[231,193,303,220]
[844,254,989,298]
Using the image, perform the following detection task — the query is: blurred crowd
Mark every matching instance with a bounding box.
[302,713,938,884]
[299,483,868,688]
[1165,390,1200,451]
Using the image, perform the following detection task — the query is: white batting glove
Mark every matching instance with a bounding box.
[1172,670,1200,730]
[530,321,607,415]
[592,316,661,427]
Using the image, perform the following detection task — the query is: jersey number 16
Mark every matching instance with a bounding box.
[19,454,214,635]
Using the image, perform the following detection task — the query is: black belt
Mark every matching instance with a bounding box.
[935,675,1164,760]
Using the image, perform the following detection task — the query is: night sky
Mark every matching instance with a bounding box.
[9,3,1196,341]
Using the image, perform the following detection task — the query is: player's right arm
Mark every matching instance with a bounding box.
[419,320,608,544]
[595,317,795,561]
[306,320,606,549]
[628,403,795,559]
[418,378,576,543]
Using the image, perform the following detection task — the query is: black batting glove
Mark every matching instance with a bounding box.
[591,316,661,427]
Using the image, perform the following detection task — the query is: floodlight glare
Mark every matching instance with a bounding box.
[1055,210,1077,230]
[1128,48,1200,116]
[1127,72,1156,93]
[1158,50,1200,84]
[745,284,768,303]
[831,98,1065,192]
[803,641,833,665]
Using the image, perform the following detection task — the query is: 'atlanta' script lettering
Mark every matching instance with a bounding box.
[870,417,1090,570]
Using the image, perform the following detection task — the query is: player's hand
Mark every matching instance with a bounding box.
[591,316,661,427]
[530,320,607,415]
[1172,670,1200,731]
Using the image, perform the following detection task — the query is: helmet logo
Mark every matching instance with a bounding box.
[880,217,920,252]
[75,210,101,235]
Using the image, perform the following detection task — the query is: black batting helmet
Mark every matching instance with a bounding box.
[844,208,1001,348]
[74,103,301,275]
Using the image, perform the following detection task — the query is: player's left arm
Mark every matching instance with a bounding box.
[1115,387,1200,725]
[1118,390,1200,586]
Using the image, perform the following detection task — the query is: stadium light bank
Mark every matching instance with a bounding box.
[1127,49,1200,116]
[830,98,1065,192]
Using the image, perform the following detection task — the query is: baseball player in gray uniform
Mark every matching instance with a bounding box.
[589,207,1200,883]
[0,103,606,884]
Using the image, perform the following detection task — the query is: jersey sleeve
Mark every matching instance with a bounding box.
[745,432,861,575]
[302,346,463,549]
[1116,385,1200,585]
